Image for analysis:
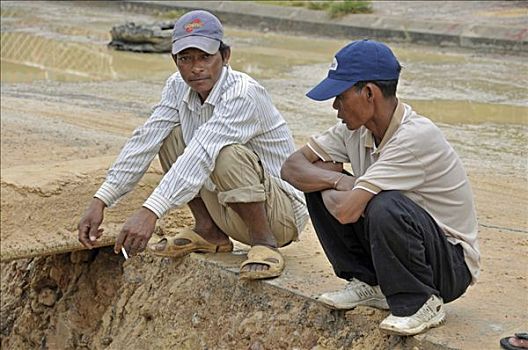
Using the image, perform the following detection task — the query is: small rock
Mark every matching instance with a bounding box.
[249,340,264,350]
[101,336,113,346]
[38,287,57,306]
[49,266,62,283]
[191,312,201,326]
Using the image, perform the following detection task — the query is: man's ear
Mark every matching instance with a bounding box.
[364,83,378,101]
[364,84,373,101]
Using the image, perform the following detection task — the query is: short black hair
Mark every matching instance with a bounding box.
[353,80,399,98]
[219,41,230,60]
[352,63,401,98]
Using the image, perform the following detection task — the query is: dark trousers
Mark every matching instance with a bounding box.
[305,190,472,316]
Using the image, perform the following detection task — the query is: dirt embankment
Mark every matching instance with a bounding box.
[1,248,413,350]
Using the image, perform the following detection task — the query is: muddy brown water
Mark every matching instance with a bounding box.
[2,2,527,175]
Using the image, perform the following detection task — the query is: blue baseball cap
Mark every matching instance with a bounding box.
[307,39,401,101]
[172,10,223,55]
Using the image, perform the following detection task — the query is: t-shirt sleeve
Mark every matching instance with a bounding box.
[307,122,351,163]
[354,142,425,195]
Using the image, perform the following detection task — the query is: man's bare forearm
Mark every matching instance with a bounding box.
[321,188,374,224]
[281,150,344,193]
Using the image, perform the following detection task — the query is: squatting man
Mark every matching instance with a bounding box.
[281,39,479,336]
[78,10,308,280]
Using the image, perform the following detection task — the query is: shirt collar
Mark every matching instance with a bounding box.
[182,66,228,111]
[365,100,405,154]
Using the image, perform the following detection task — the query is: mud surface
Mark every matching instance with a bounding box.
[1,1,527,349]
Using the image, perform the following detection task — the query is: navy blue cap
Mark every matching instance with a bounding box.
[172,10,223,55]
[307,39,401,101]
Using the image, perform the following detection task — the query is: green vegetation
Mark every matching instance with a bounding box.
[155,2,372,20]
[155,9,185,20]
[255,1,373,17]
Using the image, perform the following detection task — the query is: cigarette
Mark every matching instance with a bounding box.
[121,247,129,260]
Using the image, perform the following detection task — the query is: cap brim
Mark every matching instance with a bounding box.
[306,77,356,101]
[172,36,221,55]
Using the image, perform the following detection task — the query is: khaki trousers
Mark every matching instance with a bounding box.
[158,126,298,247]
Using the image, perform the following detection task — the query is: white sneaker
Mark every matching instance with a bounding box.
[379,295,446,336]
[317,278,389,310]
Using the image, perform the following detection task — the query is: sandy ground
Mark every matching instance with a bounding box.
[1,71,527,349]
[0,1,527,346]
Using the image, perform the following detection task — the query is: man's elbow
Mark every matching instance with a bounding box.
[280,156,296,184]
[334,203,362,224]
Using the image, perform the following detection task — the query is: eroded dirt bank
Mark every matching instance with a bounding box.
[1,250,412,350]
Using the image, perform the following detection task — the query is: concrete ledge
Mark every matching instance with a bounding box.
[118,0,527,53]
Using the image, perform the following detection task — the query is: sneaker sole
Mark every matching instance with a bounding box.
[379,311,446,336]
[317,296,390,310]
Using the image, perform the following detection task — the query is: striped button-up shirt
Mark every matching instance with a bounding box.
[95,66,308,232]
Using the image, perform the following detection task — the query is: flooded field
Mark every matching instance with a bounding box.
[2,2,527,174]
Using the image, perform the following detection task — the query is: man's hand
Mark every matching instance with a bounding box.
[313,161,355,191]
[115,207,158,257]
[321,188,374,224]
[78,198,107,249]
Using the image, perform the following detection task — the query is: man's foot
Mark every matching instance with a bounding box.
[317,278,389,310]
[379,295,445,336]
[240,236,279,274]
[152,224,230,251]
[239,245,284,280]
[148,228,232,258]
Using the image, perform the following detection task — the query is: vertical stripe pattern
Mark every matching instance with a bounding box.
[95,66,308,232]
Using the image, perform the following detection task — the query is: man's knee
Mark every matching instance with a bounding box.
[365,191,406,227]
[210,144,263,191]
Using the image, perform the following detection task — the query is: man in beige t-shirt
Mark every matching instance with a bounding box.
[281,40,479,336]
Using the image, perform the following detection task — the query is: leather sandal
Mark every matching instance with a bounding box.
[239,245,285,280]
[147,228,233,258]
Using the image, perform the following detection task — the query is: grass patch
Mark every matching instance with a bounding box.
[155,9,186,20]
[255,1,373,17]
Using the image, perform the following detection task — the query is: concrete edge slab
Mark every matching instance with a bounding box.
[117,0,527,53]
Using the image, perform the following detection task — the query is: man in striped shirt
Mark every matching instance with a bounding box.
[78,10,308,279]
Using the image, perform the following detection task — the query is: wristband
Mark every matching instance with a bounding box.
[333,174,346,189]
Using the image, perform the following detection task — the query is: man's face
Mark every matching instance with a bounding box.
[332,86,373,130]
[174,48,227,101]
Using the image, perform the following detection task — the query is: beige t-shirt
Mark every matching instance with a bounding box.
[308,102,480,284]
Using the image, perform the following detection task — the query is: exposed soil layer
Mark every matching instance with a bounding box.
[1,250,413,350]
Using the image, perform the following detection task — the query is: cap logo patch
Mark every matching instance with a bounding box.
[329,57,338,71]
[184,18,204,33]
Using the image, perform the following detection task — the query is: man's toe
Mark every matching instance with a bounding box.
[153,241,167,251]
